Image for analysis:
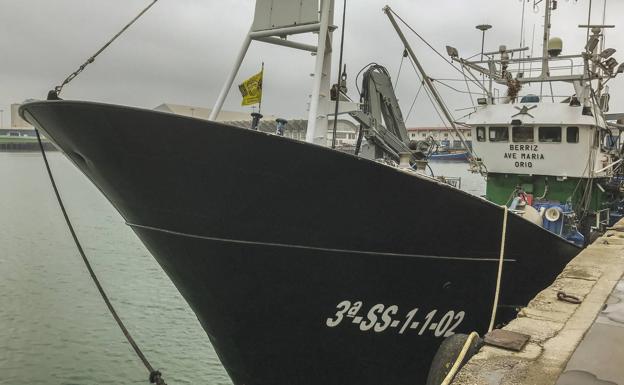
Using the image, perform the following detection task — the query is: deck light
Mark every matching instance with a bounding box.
[600,48,616,59]
[605,57,618,72]
[446,46,459,58]
[545,207,562,222]
[585,35,600,52]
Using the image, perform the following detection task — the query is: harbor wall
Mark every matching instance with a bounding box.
[452,220,624,385]
[0,141,56,152]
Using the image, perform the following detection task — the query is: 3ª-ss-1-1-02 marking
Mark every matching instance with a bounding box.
[326,300,465,337]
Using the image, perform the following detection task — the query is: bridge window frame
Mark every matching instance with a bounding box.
[512,126,535,143]
[488,126,509,142]
[476,126,486,142]
[566,126,579,143]
[538,126,562,143]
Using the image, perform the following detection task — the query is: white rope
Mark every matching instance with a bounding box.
[440,331,480,385]
[488,205,509,332]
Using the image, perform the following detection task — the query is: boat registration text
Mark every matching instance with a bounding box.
[325,300,465,337]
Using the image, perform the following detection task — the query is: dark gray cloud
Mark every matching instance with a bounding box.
[2,0,623,127]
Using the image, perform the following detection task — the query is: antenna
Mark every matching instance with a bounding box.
[600,0,608,51]
[519,0,527,73]
[476,24,492,61]
[540,0,553,78]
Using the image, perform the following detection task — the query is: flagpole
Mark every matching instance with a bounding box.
[258,62,264,115]
[250,63,264,131]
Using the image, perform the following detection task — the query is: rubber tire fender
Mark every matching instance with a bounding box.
[424,333,483,385]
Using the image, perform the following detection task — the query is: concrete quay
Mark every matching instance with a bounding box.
[452,221,624,385]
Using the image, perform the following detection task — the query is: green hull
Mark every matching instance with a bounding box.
[486,173,606,212]
[0,136,40,144]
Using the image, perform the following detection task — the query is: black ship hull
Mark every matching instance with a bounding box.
[21,101,579,385]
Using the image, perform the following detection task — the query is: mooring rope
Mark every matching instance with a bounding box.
[50,0,158,98]
[35,130,167,385]
[488,205,509,332]
[440,331,480,385]
[437,206,509,383]
[331,0,347,149]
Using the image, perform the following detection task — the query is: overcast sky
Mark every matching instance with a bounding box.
[2,0,623,127]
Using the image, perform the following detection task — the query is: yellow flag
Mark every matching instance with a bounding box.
[238,69,263,106]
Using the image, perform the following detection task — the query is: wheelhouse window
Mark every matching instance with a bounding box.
[488,126,508,142]
[512,126,534,142]
[538,126,561,142]
[566,126,579,143]
[476,126,486,142]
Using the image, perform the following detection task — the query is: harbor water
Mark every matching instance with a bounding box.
[0,152,484,384]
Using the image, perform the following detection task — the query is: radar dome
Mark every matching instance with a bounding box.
[548,37,563,57]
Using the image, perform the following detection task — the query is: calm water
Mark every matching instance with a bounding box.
[429,160,486,197]
[0,152,484,385]
[0,152,230,385]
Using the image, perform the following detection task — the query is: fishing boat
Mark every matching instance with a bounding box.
[20,1,617,384]
[429,150,470,161]
[447,0,624,245]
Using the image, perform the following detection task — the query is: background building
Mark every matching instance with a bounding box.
[11,103,33,128]
[407,126,472,149]
[0,103,36,137]
[154,103,278,122]
[156,103,359,147]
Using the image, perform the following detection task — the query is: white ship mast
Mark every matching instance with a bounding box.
[446,0,623,111]
[209,0,335,146]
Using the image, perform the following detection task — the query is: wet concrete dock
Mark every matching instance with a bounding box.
[556,278,624,385]
[452,221,624,385]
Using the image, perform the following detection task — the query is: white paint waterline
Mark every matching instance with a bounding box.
[127,222,517,263]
